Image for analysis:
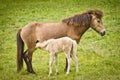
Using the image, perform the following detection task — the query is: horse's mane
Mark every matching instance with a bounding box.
[62,10,103,26]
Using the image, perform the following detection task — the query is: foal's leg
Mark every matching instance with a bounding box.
[49,53,54,76]
[65,52,71,74]
[23,50,35,74]
[64,58,68,72]
[64,53,72,72]
[54,54,58,75]
[72,53,78,73]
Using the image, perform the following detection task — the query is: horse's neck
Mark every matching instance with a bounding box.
[67,25,89,43]
[79,26,90,37]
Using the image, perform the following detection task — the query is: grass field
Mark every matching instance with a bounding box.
[0,0,120,80]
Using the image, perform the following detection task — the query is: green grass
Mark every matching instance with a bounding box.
[0,0,120,80]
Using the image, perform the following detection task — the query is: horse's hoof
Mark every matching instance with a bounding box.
[27,70,36,74]
[31,72,36,74]
[29,71,36,74]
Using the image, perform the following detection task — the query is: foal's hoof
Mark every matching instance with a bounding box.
[56,72,59,75]
[64,68,67,72]
[48,73,52,76]
[66,72,70,75]
[64,69,71,72]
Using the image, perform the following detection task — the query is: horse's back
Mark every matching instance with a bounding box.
[20,21,68,48]
[35,22,68,41]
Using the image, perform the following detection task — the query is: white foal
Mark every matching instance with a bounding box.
[36,37,78,76]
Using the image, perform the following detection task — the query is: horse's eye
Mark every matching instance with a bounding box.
[97,20,100,23]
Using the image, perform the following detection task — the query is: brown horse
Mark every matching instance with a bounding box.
[17,9,106,74]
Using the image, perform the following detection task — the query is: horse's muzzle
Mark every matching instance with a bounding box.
[100,29,106,36]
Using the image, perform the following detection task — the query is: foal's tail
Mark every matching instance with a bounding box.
[16,29,24,72]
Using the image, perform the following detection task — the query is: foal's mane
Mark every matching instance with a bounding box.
[62,10,103,26]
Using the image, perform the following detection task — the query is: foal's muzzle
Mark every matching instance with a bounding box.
[100,29,106,36]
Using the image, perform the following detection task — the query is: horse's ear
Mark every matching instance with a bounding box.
[88,10,94,15]
[91,13,96,19]
[88,10,103,19]
[88,10,96,18]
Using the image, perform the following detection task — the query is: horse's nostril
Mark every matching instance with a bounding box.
[100,31,105,36]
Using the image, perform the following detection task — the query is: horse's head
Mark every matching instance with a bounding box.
[88,10,106,36]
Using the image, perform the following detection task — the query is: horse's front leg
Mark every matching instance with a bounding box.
[23,50,35,74]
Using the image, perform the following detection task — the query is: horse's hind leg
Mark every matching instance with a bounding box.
[23,50,35,74]
[23,50,28,70]
[23,50,31,73]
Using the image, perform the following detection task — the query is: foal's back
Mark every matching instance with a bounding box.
[47,37,75,52]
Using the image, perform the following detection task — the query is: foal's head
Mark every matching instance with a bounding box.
[88,10,106,36]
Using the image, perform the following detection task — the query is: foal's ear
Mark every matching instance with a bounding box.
[36,40,39,43]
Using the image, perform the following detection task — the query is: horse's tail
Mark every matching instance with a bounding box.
[16,29,24,72]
